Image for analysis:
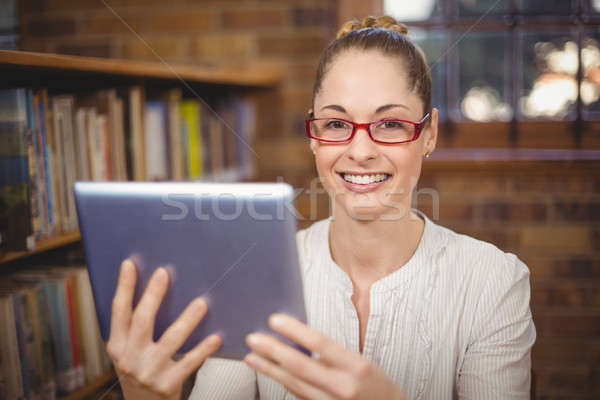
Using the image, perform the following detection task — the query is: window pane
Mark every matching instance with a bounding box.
[456,31,511,122]
[412,29,448,121]
[591,0,600,13]
[458,0,509,17]
[518,29,578,120]
[582,29,600,119]
[384,0,443,22]
[517,0,576,15]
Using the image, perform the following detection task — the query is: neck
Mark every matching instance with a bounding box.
[329,208,425,285]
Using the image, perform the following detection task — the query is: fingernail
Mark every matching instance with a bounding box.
[269,314,285,329]
[207,334,221,347]
[246,333,262,347]
[153,267,168,284]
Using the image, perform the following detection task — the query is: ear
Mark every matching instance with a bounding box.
[309,138,318,154]
[423,108,438,156]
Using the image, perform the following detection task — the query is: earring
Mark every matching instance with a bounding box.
[313,150,316,155]
[424,152,430,158]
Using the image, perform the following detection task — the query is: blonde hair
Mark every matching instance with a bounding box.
[312,15,431,119]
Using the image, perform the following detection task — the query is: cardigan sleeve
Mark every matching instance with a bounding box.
[457,254,536,399]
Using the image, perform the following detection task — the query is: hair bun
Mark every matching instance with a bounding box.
[336,15,409,39]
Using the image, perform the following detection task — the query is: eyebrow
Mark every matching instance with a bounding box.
[319,103,409,114]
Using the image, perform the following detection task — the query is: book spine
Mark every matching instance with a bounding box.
[43,280,76,394]
[40,89,59,238]
[0,88,35,251]
[25,89,42,240]
[64,278,85,389]
[0,294,24,400]
[35,94,51,238]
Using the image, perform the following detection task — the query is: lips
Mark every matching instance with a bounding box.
[341,173,389,185]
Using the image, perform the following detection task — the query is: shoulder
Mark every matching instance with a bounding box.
[425,217,530,290]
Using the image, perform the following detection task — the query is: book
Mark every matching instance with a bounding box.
[51,96,78,233]
[34,93,51,238]
[166,89,184,181]
[234,96,256,180]
[144,100,169,181]
[0,293,24,400]
[179,98,203,180]
[0,88,35,252]
[25,88,43,240]
[74,108,91,182]
[39,88,59,239]
[128,86,146,181]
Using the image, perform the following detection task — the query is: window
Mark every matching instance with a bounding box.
[385,0,600,148]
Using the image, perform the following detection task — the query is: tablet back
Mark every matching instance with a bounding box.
[74,181,307,359]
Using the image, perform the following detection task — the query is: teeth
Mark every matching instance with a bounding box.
[342,173,388,185]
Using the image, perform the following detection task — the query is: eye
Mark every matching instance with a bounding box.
[323,119,351,130]
[379,120,406,130]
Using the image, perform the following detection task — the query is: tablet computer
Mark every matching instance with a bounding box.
[74,181,307,360]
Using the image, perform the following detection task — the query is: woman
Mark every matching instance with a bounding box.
[107,16,536,400]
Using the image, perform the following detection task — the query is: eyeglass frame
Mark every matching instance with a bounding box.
[305,112,430,145]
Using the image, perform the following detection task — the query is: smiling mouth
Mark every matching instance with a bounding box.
[341,173,389,185]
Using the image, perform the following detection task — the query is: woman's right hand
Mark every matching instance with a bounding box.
[106,259,222,400]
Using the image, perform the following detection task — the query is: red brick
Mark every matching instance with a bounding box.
[534,367,591,394]
[521,256,553,278]
[553,259,600,279]
[24,18,76,38]
[293,6,335,27]
[436,175,509,194]
[190,34,255,61]
[550,315,600,337]
[79,15,144,35]
[258,33,328,56]
[554,201,600,222]
[222,9,286,30]
[518,226,590,253]
[150,11,212,32]
[121,38,187,61]
[512,176,589,193]
[532,339,589,364]
[531,282,588,307]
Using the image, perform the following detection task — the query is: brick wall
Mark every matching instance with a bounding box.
[17,1,600,398]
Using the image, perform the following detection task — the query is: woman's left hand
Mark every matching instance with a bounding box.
[244,314,407,400]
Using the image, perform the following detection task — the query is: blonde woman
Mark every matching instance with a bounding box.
[108,16,536,400]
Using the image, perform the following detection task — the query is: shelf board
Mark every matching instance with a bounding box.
[0,231,81,264]
[0,49,282,87]
[57,370,118,400]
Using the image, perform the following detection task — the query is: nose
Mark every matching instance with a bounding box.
[346,127,378,164]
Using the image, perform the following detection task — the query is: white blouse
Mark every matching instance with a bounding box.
[190,215,536,399]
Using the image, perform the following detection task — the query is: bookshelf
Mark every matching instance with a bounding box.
[0,49,280,399]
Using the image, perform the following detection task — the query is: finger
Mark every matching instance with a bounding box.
[246,333,344,392]
[269,314,360,369]
[128,267,170,343]
[156,297,208,355]
[244,353,332,400]
[168,334,222,380]
[109,259,137,349]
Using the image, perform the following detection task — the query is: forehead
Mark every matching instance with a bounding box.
[315,49,421,113]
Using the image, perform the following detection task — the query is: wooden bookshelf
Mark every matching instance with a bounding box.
[0,231,81,264]
[57,371,118,400]
[0,49,280,400]
[0,49,282,88]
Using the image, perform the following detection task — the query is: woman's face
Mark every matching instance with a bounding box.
[310,49,438,221]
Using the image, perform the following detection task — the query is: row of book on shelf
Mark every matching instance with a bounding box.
[0,265,112,400]
[0,86,256,253]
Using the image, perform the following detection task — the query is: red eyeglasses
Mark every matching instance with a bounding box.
[305,113,430,144]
